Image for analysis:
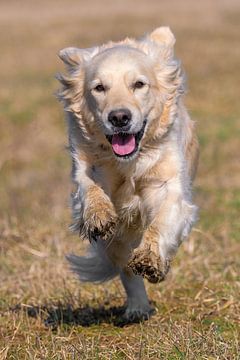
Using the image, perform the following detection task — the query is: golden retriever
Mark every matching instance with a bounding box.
[57,27,199,320]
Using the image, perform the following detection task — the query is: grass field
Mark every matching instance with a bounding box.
[0,0,239,358]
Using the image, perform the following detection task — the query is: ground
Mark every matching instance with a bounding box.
[0,0,239,359]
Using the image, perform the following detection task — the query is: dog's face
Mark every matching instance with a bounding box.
[58,27,182,161]
[85,47,158,159]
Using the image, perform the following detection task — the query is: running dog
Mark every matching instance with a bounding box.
[57,27,199,319]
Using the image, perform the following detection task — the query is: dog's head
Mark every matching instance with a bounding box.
[58,27,183,161]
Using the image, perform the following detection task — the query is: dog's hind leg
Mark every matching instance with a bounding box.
[120,270,154,320]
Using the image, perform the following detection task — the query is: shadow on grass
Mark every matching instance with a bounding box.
[11,303,150,328]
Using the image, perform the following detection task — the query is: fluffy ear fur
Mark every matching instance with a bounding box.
[138,27,176,62]
[57,46,99,114]
[59,46,99,67]
[149,27,176,47]
[137,27,182,102]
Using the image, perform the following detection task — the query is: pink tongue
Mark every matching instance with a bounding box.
[112,134,136,156]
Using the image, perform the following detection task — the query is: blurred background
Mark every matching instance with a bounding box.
[0,0,239,358]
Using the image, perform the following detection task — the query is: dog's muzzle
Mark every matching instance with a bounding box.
[108,108,132,129]
[106,119,147,159]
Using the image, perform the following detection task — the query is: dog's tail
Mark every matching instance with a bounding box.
[66,241,119,283]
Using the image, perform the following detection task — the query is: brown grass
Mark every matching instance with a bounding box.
[0,0,240,359]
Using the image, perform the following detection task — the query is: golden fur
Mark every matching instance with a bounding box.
[57,27,199,318]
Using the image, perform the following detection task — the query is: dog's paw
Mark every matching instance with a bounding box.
[114,304,155,326]
[83,198,117,242]
[127,245,170,283]
[123,304,155,322]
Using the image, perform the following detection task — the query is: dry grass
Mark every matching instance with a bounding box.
[0,0,240,359]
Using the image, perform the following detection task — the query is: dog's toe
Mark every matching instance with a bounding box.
[121,305,155,325]
[128,248,170,283]
[91,217,116,242]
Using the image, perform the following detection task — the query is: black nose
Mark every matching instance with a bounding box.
[108,108,132,128]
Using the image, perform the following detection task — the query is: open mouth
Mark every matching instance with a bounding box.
[106,120,147,159]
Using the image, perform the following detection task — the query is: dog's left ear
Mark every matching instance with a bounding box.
[148,27,176,48]
[58,46,99,67]
[139,27,176,61]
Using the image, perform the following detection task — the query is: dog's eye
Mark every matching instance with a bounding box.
[94,84,105,92]
[134,81,145,89]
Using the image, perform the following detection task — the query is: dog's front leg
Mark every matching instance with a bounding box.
[128,190,198,283]
[71,156,117,242]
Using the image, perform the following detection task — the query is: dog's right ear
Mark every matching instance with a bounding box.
[58,46,99,66]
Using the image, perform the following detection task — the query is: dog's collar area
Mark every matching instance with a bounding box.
[105,119,147,159]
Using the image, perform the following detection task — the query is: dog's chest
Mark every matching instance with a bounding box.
[95,163,158,227]
[112,176,143,224]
